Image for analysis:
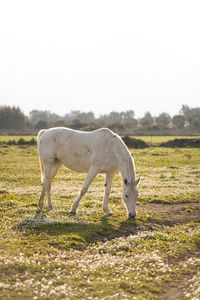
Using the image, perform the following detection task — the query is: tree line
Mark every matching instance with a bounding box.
[0,105,200,135]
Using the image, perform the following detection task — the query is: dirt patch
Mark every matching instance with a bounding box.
[95,200,200,241]
[160,138,200,148]
[136,201,200,300]
[137,200,200,227]
[160,274,191,300]
[160,250,200,300]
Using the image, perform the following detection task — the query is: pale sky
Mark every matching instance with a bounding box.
[0,0,200,118]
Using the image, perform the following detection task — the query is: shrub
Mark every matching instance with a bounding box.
[122,136,149,149]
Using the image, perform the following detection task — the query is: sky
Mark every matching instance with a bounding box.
[0,0,200,118]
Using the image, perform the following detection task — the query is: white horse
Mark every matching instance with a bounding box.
[37,127,140,218]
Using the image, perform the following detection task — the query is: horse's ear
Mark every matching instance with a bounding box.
[124,178,128,185]
[134,178,140,186]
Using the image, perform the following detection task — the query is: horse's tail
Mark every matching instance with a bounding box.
[37,129,46,184]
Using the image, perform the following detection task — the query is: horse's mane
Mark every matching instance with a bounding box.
[97,128,119,147]
[108,131,136,181]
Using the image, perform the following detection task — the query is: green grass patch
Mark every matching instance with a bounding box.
[0,141,200,299]
[135,135,200,146]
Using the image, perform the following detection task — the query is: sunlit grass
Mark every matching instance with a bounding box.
[0,135,35,142]
[0,142,200,299]
[134,135,200,146]
[0,135,200,146]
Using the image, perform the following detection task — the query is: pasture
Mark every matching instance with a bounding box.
[0,134,200,146]
[0,137,200,299]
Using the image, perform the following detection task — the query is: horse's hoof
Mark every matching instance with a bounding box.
[128,212,136,219]
[47,206,53,212]
[69,211,76,216]
[107,212,113,216]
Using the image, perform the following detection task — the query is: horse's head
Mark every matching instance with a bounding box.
[123,177,140,218]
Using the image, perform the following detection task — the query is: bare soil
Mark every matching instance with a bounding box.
[138,200,200,227]
[137,200,200,300]
[160,275,192,300]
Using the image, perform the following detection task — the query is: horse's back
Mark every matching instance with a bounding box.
[37,127,120,173]
[38,127,117,148]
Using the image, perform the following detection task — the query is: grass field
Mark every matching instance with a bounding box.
[135,136,200,146]
[0,139,200,299]
[0,135,200,146]
[0,136,36,142]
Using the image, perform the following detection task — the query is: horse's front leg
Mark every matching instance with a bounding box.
[103,172,115,216]
[70,167,98,215]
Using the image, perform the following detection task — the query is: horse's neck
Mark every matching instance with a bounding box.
[114,140,136,182]
[119,158,136,183]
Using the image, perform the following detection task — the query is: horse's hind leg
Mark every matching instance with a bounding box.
[38,184,46,210]
[51,161,61,179]
[103,172,115,216]
[70,166,98,215]
[39,161,53,210]
[45,163,53,210]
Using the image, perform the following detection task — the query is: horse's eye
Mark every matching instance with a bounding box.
[125,194,128,198]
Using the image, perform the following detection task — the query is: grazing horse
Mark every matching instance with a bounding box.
[37,127,140,217]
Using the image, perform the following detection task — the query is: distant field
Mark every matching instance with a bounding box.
[0,135,200,146]
[0,135,35,142]
[135,135,200,146]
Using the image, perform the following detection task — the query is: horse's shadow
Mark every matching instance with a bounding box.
[14,209,139,243]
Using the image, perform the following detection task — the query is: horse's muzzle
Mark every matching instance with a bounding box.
[128,212,136,218]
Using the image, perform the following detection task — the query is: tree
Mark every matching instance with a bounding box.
[64,110,81,121]
[172,115,185,129]
[191,117,200,130]
[0,106,25,130]
[29,110,62,125]
[109,111,122,122]
[69,118,87,130]
[75,112,95,123]
[180,105,200,129]
[123,118,138,129]
[107,122,125,132]
[123,110,135,119]
[29,110,40,123]
[156,113,171,128]
[34,120,48,130]
[180,105,191,122]
[139,112,154,128]
[120,110,135,120]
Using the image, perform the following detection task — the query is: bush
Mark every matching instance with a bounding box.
[17,138,36,146]
[122,136,149,149]
[7,140,16,145]
[4,138,37,146]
